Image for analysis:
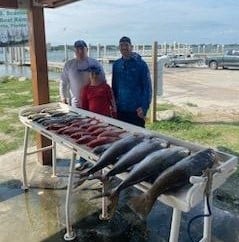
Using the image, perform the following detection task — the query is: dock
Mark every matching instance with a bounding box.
[20,61,65,72]
[0,42,226,71]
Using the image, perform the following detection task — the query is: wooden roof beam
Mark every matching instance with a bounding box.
[0,0,81,9]
[0,0,31,9]
[37,0,80,8]
[0,0,18,8]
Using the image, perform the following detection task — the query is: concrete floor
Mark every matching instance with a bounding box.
[1,145,239,242]
[0,146,101,242]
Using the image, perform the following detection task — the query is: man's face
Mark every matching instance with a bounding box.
[119,42,132,58]
[75,47,87,59]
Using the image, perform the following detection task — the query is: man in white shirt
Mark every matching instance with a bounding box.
[59,40,105,107]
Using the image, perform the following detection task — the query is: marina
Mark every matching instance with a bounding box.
[0,43,230,74]
[0,2,239,242]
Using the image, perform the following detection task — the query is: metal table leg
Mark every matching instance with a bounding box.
[21,126,29,190]
[51,141,57,177]
[99,168,109,220]
[64,151,77,241]
[200,194,212,242]
[169,208,182,242]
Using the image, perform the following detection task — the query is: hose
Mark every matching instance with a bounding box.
[187,168,218,242]
[187,194,212,242]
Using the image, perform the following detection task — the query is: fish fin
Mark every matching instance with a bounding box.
[73,172,104,189]
[78,169,90,177]
[87,178,111,195]
[88,174,105,182]
[129,193,155,220]
[73,177,87,189]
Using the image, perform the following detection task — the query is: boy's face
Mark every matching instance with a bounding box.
[90,72,99,81]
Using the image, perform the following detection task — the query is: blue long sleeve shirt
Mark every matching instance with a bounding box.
[112,53,152,115]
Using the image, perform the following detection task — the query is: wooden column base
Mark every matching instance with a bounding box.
[36,134,52,166]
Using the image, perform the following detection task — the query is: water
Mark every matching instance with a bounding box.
[1,43,237,79]
[0,49,115,80]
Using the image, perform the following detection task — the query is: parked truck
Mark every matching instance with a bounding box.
[205,50,239,69]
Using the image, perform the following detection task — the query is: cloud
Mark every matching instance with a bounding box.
[44,0,239,45]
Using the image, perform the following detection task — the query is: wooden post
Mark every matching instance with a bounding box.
[103,45,107,58]
[97,43,100,58]
[28,5,52,165]
[64,43,68,62]
[4,47,8,63]
[88,43,91,57]
[150,41,158,123]
[21,46,25,64]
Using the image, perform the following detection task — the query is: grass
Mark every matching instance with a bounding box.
[0,76,239,161]
[146,112,239,168]
[147,117,239,154]
[0,77,59,155]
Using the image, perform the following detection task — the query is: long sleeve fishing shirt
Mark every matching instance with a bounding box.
[59,57,105,107]
[112,53,152,115]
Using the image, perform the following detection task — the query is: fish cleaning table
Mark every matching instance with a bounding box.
[19,102,238,242]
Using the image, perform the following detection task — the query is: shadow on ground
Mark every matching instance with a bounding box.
[0,179,23,202]
[41,187,239,242]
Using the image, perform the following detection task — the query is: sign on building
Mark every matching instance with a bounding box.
[0,9,28,47]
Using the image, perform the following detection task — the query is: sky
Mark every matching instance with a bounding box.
[44,0,239,45]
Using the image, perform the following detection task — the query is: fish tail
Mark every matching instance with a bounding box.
[129,193,155,220]
[107,189,120,219]
[89,188,119,219]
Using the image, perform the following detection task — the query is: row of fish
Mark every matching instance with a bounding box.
[23,107,218,220]
[75,134,218,220]
[24,108,128,148]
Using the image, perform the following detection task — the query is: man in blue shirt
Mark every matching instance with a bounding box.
[112,36,152,127]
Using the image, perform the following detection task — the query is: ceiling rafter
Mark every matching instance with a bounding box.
[34,0,81,8]
[0,0,81,9]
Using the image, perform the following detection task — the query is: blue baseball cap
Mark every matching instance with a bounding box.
[88,66,101,75]
[74,40,87,48]
[119,36,131,44]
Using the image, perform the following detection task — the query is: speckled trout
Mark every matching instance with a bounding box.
[129,148,218,219]
[80,134,145,178]
[93,146,190,218]
[102,138,169,179]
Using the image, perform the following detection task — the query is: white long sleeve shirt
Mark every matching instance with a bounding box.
[59,57,105,107]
